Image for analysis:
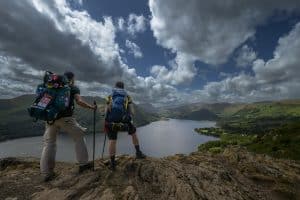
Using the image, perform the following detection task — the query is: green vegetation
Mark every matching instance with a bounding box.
[218,102,300,134]
[247,122,300,160]
[198,134,254,152]
[2,94,300,162]
[0,95,160,141]
[161,103,220,121]
[196,100,300,160]
[198,122,300,160]
[194,127,226,137]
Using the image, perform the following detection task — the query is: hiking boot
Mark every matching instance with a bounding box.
[43,172,56,182]
[108,161,116,171]
[136,151,146,159]
[78,162,94,173]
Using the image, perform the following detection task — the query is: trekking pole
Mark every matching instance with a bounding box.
[101,132,107,159]
[92,100,97,170]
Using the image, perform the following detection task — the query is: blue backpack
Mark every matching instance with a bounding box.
[28,73,70,124]
[106,89,130,123]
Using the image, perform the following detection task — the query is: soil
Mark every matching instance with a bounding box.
[0,147,299,200]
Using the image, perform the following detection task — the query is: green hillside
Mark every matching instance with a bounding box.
[0,95,40,141]
[218,101,300,134]
[0,95,159,141]
[195,100,300,160]
[163,100,300,134]
[161,102,230,120]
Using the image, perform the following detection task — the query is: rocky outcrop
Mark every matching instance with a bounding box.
[0,147,299,200]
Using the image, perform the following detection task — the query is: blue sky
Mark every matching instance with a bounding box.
[81,0,300,87]
[0,0,300,105]
[77,0,170,76]
[79,0,300,92]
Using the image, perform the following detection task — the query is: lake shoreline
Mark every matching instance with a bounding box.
[0,117,215,143]
[0,118,161,143]
[0,119,217,161]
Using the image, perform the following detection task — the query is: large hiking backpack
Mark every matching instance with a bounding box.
[106,89,130,123]
[28,73,71,124]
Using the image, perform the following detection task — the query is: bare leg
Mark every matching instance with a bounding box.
[109,140,117,156]
[131,133,146,158]
[108,139,117,170]
[131,133,139,146]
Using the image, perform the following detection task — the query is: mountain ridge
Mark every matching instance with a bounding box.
[0,95,159,142]
[0,146,299,200]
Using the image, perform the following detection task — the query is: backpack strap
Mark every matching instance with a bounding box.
[106,95,112,112]
[106,95,112,104]
[124,95,129,110]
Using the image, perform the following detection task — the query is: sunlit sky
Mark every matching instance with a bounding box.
[0,0,300,105]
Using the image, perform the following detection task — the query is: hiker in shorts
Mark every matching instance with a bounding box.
[40,71,96,181]
[105,81,146,170]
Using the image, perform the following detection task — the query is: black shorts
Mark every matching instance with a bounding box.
[104,121,136,140]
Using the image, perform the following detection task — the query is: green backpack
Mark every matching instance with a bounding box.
[28,73,71,124]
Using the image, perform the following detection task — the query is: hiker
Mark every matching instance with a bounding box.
[40,71,96,181]
[104,81,146,170]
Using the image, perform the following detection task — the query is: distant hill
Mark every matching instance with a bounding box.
[1,94,300,141]
[162,99,300,133]
[0,95,160,141]
[161,102,232,120]
[218,100,300,134]
[136,103,158,114]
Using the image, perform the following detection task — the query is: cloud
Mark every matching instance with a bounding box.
[150,53,196,85]
[0,0,123,85]
[253,22,300,85]
[125,40,143,58]
[190,22,300,103]
[117,14,147,37]
[235,45,257,68]
[1,0,300,106]
[0,54,42,98]
[117,18,126,32]
[127,14,147,36]
[0,0,179,105]
[149,0,300,65]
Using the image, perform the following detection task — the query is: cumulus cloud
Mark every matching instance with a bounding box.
[125,40,143,58]
[1,0,300,106]
[0,0,123,84]
[0,54,43,98]
[253,22,300,85]
[235,45,257,68]
[150,53,196,85]
[190,22,300,103]
[117,18,126,32]
[0,0,179,104]
[117,14,147,36]
[149,0,300,65]
[145,0,300,104]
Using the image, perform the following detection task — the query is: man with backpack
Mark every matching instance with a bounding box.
[105,81,146,170]
[39,71,96,182]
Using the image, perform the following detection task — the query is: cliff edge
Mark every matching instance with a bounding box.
[0,147,299,200]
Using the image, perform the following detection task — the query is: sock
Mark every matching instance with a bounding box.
[135,145,141,153]
[110,155,115,165]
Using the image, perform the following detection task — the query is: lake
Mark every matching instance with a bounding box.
[0,119,217,162]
